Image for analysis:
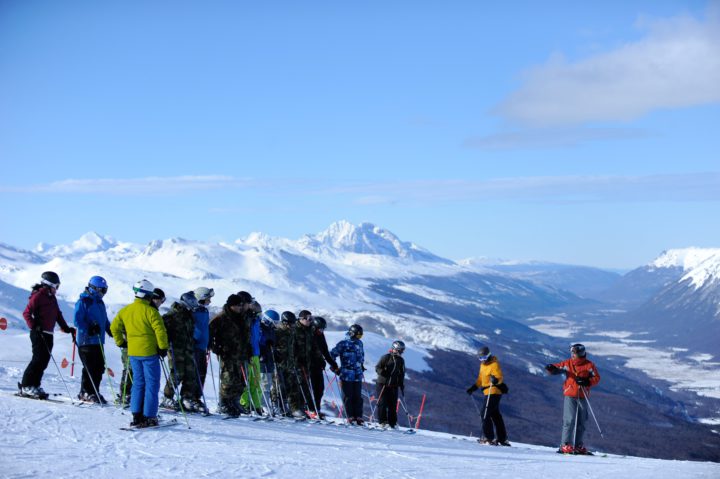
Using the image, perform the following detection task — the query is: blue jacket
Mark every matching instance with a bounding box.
[250,315,261,357]
[73,290,110,346]
[193,307,210,351]
[259,322,276,367]
[331,335,365,382]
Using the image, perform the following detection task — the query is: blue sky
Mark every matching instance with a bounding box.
[1,0,718,269]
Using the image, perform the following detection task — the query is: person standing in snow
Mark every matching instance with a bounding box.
[73,276,112,404]
[111,279,168,428]
[240,300,264,414]
[330,324,366,425]
[466,345,510,446]
[19,271,76,399]
[259,309,279,412]
[274,311,299,417]
[160,291,204,412]
[309,316,339,419]
[375,340,406,428]
[545,343,601,455]
[192,286,214,394]
[292,309,320,418]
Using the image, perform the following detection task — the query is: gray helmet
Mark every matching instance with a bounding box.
[391,340,406,353]
[570,343,586,357]
[180,291,199,311]
[194,287,214,302]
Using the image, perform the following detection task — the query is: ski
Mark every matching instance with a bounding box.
[120,418,179,431]
[14,392,64,404]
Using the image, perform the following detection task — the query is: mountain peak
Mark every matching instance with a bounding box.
[35,232,117,257]
[650,247,720,271]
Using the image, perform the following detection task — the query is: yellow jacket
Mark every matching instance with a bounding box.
[474,356,504,395]
[111,298,168,357]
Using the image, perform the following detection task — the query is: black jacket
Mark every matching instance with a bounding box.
[375,352,405,388]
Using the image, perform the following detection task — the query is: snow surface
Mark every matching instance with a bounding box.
[1,331,718,478]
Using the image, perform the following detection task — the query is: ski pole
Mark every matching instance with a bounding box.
[270,347,288,416]
[70,340,76,378]
[374,384,386,423]
[240,362,261,416]
[74,338,104,407]
[572,390,580,448]
[302,367,321,419]
[97,337,117,404]
[399,390,414,430]
[325,369,347,422]
[469,394,482,416]
[41,332,75,404]
[191,353,210,414]
[257,361,274,416]
[207,351,218,407]
[160,357,190,429]
[415,393,426,430]
[120,349,131,409]
[361,374,376,422]
[293,367,312,417]
[483,389,491,421]
[581,386,604,438]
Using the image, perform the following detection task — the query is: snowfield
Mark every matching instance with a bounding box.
[1,331,719,478]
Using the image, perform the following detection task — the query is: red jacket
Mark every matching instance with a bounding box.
[23,286,71,334]
[551,357,600,398]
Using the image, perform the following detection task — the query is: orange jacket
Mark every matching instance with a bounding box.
[473,356,504,396]
[551,357,600,398]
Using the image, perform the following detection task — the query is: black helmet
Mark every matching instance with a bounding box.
[281,311,297,325]
[392,340,406,353]
[236,291,253,304]
[41,271,60,288]
[570,343,586,357]
[313,316,327,330]
[152,288,166,301]
[478,346,490,361]
[348,324,363,338]
[298,310,312,320]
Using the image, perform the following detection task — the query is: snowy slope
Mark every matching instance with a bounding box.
[1,331,718,478]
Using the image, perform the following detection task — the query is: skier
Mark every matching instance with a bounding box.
[545,343,601,455]
[111,279,169,428]
[208,292,253,416]
[240,300,264,414]
[310,316,339,419]
[160,291,204,412]
[466,345,510,446]
[118,288,164,405]
[73,276,112,403]
[259,309,279,414]
[274,311,300,417]
[19,271,76,399]
[375,340,406,428]
[192,286,214,395]
[292,309,319,418]
[330,324,366,425]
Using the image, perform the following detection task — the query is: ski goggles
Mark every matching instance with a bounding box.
[478,354,490,362]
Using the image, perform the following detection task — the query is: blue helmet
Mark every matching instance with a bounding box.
[262,309,280,327]
[88,276,108,295]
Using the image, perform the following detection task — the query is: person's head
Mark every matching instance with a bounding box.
[262,309,280,328]
[280,311,297,327]
[88,276,108,297]
[133,279,154,299]
[298,310,313,327]
[152,288,166,308]
[478,346,491,362]
[570,343,586,358]
[40,271,61,292]
[180,291,199,311]
[391,340,406,355]
[312,316,327,331]
[194,287,214,307]
[348,324,363,339]
[226,293,244,313]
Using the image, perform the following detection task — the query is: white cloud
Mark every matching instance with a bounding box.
[464,127,651,149]
[495,7,720,126]
[0,175,253,194]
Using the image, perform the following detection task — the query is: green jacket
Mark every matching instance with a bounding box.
[111,298,168,357]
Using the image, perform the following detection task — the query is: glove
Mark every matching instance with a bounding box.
[545,364,558,374]
[331,366,340,374]
[116,340,127,348]
[362,365,367,372]
[158,348,168,358]
[466,384,478,395]
[490,375,499,385]
[65,327,77,339]
[575,376,591,387]
[88,323,101,336]
[31,322,44,333]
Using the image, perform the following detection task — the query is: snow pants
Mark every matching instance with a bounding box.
[130,355,161,418]
[562,396,589,446]
[376,384,399,427]
[21,331,53,388]
[240,357,264,411]
[480,393,507,442]
[119,347,133,401]
[164,347,199,400]
[309,366,325,413]
[78,344,104,396]
[194,349,208,389]
[218,357,247,402]
[341,380,364,420]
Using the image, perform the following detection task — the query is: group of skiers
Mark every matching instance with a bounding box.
[19,270,600,452]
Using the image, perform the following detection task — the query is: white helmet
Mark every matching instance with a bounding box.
[194,287,215,302]
[133,279,155,298]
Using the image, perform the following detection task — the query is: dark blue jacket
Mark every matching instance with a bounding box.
[73,290,110,346]
[331,335,365,382]
[193,306,210,351]
[259,322,276,367]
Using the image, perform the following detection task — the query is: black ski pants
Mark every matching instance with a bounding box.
[194,349,208,388]
[376,383,399,426]
[341,380,364,420]
[21,331,53,388]
[78,345,105,396]
[309,367,325,412]
[481,394,507,442]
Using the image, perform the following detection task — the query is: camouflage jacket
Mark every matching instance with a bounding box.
[162,302,196,356]
[208,305,252,361]
[274,325,296,371]
[292,322,318,370]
